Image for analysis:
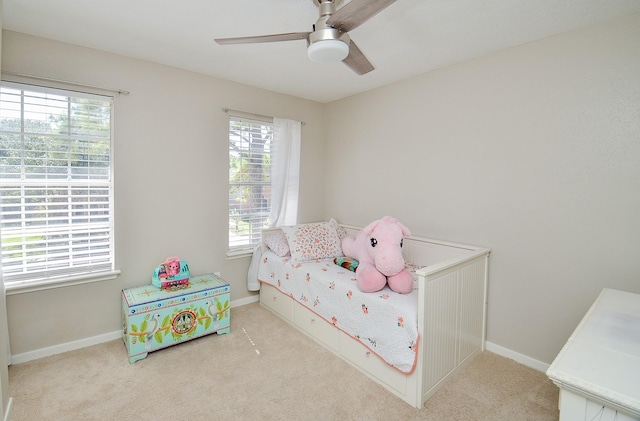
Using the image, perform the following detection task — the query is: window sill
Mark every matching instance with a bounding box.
[226,250,253,259]
[5,270,121,296]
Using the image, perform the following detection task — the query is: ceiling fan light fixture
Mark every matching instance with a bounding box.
[307,39,349,63]
[307,27,350,63]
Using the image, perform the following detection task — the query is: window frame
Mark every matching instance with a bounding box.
[227,115,273,257]
[0,81,119,294]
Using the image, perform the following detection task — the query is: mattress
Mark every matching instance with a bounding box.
[258,250,424,373]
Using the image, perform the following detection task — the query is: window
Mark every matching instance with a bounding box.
[228,116,273,254]
[0,82,116,292]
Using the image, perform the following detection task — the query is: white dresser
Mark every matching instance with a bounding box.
[547,288,640,421]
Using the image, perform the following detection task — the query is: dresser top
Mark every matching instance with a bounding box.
[122,273,229,307]
[546,288,640,417]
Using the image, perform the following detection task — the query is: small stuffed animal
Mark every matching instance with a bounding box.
[341,216,414,294]
[166,258,181,277]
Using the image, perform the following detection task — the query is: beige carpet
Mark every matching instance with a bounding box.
[8,303,559,420]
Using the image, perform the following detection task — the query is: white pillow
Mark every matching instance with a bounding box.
[281,219,344,263]
[264,231,290,257]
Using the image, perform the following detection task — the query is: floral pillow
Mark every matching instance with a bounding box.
[264,231,290,257]
[281,219,345,263]
[335,223,348,241]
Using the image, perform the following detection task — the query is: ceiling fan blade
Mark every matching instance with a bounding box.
[327,0,397,32]
[342,40,374,75]
[215,32,310,45]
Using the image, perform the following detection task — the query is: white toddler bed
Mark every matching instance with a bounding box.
[258,222,490,408]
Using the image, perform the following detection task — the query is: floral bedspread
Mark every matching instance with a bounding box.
[258,250,424,373]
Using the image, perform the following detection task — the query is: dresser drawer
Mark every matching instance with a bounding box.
[339,332,407,395]
[292,302,340,352]
[260,283,293,321]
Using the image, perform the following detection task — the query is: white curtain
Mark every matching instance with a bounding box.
[247,118,301,291]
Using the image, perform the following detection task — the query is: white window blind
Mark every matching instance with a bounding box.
[228,116,273,253]
[0,82,115,289]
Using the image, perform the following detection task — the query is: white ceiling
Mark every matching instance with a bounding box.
[3,0,640,103]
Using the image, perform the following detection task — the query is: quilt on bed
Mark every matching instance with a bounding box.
[258,250,425,373]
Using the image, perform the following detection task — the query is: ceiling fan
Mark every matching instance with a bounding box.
[214,0,397,76]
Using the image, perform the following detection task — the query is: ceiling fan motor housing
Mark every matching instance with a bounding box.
[307,0,350,62]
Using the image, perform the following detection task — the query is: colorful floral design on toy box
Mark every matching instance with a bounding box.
[122,273,230,363]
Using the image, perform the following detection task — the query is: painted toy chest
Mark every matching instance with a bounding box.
[122,273,230,363]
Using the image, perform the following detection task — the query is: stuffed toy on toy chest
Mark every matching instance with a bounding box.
[341,216,414,294]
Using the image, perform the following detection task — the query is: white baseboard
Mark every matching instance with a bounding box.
[10,295,260,365]
[485,341,550,373]
[10,330,122,365]
[14,295,551,373]
[231,294,259,307]
[3,397,12,421]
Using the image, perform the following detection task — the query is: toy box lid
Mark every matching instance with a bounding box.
[123,273,229,307]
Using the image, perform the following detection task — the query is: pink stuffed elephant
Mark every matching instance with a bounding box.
[341,216,414,294]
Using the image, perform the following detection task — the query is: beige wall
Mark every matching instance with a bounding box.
[2,30,327,355]
[2,12,639,368]
[324,13,640,364]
